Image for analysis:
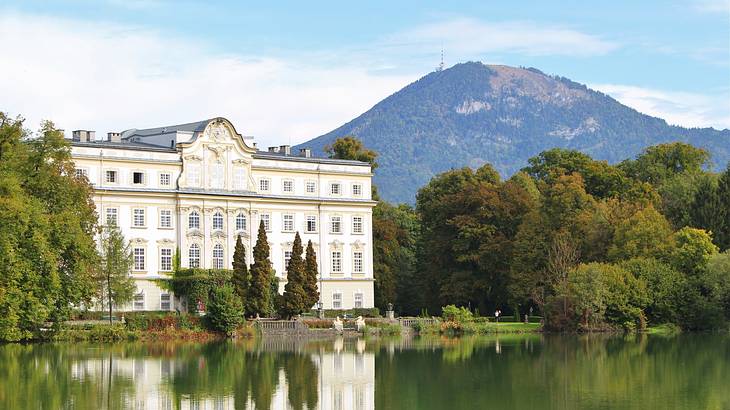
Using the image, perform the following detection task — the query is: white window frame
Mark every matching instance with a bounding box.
[354,292,364,308]
[160,293,171,311]
[236,212,247,232]
[352,216,364,234]
[352,183,363,197]
[188,244,201,268]
[134,292,145,311]
[75,168,88,179]
[282,179,294,194]
[187,163,201,187]
[305,180,316,194]
[188,210,200,230]
[284,250,292,270]
[353,251,363,273]
[160,248,173,272]
[332,292,342,309]
[282,213,294,232]
[131,170,146,186]
[233,166,246,190]
[210,162,224,190]
[159,209,172,229]
[330,216,342,234]
[261,213,271,232]
[132,208,146,228]
[105,169,118,184]
[212,244,224,269]
[305,215,317,233]
[212,211,224,231]
[331,251,342,273]
[105,207,118,227]
[133,247,146,271]
[159,172,171,187]
[259,178,271,192]
[330,182,342,196]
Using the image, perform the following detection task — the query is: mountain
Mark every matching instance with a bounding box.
[296,62,730,204]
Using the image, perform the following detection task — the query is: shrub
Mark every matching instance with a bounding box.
[440,320,463,334]
[441,305,473,323]
[206,285,244,334]
[314,308,381,318]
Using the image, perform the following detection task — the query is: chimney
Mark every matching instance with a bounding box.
[299,148,311,158]
[72,130,91,142]
[268,146,279,153]
[279,145,291,156]
[107,132,121,143]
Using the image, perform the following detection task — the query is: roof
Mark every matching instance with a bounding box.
[120,119,214,140]
[253,151,371,166]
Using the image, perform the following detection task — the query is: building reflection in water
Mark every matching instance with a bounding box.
[63,337,374,410]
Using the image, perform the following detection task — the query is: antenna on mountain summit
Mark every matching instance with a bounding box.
[437,47,445,71]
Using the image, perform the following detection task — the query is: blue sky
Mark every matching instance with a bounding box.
[1,0,728,147]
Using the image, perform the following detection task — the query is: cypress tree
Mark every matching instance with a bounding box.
[716,166,730,251]
[303,240,320,310]
[232,235,249,305]
[280,232,308,318]
[248,220,273,317]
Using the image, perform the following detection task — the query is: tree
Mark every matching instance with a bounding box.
[620,258,685,324]
[247,220,274,317]
[279,233,308,318]
[669,227,719,277]
[607,206,674,261]
[302,240,320,310]
[325,136,378,170]
[207,285,244,334]
[714,166,730,250]
[619,142,710,186]
[689,175,725,245]
[232,236,249,304]
[97,226,136,323]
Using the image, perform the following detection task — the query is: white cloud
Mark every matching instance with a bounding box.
[593,84,730,130]
[0,12,414,147]
[693,0,730,14]
[385,18,619,57]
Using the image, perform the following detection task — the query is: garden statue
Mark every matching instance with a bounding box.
[333,316,343,333]
[355,316,366,331]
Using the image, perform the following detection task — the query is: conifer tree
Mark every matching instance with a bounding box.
[280,232,308,318]
[247,220,274,317]
[690,176,724,247]
[303,240,320,309]
[716,166,730,251]
[232,235,249,305]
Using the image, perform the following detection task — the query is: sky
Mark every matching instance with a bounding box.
[1,0,729,148]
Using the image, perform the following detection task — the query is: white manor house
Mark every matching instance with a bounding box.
[70,117,375,312]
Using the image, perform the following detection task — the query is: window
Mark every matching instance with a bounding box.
[306,215,317,233]
[330,216,342,234]
[332,292,342,309]
[106,208,118,226]
[212,244,224,269]
[133,247,145,271]
[159,209,172,228]
[352,216,363,234]
[160,294,171,310]
[212,211,224,231]
[233,167,246,190]
[305,181,316,194]
[133,171,145,185]
[134,292,145,310]
[187,163,201,187]
[211,162,224,189]
[282,214,294,232]
[330,182,341,195]
[259,178,270,192]
[236,213,247,231]
[284,250,292,270]
[75,168,88,178]
[331,251,342,273]
[354,292,364,308]
[189,244,200,268]
[352,184,362,196]
[133,208,145,227]
[261,213,271,232]
[160,248,172,271]
[159,173,171,187]
[353,251,363,273]
[105,170,117,183]
[188,211,200,229]
[282,179,294,193]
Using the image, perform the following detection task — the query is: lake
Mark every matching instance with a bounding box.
[0,333,728,409]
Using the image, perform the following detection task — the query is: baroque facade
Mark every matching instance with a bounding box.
[70,117,375,311]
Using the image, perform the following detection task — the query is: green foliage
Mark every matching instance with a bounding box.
[96,226,136,321]
[607,206,673,261]
[302,240,320,310]
[206,285,244,334]
[279,233,308,318]
[324,135,378,170]
[620,142,710,186]
[248,220,275,317]
[669,227,719,276]
[166,268,232,311]
[620,258,685,324]
[441,305,473,323]
[231,236,249,303]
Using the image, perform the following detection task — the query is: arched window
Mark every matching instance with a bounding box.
[236,213,247,231]
[212,244,224,269]
[189,244,200,268]
[212,211,224,231]
[189,210,200,230]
